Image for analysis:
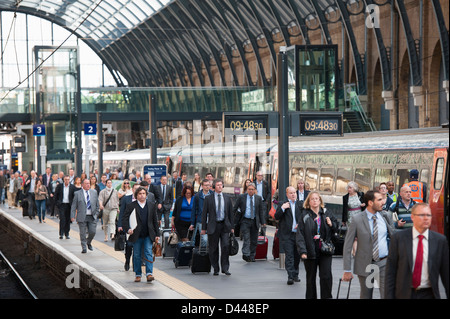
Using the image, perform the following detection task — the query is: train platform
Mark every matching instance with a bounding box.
[0,202,380,301]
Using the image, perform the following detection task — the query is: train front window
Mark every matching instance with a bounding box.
[319,167,335,193]
[305,168,319,191]
[355,168,371,193]
[434,158,445,190]
[336,167,352,195]
[374,168,393,189]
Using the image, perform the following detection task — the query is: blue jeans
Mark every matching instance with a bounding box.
[133,236,153,277]
[35,199,46,222]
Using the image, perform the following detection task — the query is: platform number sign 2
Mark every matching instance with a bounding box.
[84,123,97,135]
[33,124,46,136]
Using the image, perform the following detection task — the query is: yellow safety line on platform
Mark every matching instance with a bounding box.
[44,218,214,299]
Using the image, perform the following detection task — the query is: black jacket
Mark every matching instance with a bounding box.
[201,192,234,235]
[342,192,365,223]
[122,199,160,243]
[274,200,303,241]
[296,208,338,259]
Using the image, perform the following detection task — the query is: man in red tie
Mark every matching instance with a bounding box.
[385,203,449,299]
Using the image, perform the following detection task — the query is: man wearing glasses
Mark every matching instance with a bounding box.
[385,203,449,299]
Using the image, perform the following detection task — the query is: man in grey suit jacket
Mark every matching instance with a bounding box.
[385,203,449,299]
[342,190,395,299]
[233,183,266,262]
[71,179,99,253]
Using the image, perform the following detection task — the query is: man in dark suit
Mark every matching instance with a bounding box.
[385,203,449,299]
[233,183,266,262]
[156,175,173,228]
[175,172,187,199]
[54,175,76,239]
[201,179,234,276]
[275,186,303,285]
[122,186,160,282]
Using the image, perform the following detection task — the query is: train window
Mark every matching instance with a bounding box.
[320,167,335,193]
[272,159,278,182]
[305,168,319,191]
[217,167,226,180]
[224,167,234,185]
[396,169,411,192]
[374,169,393,189]
[434,158,445,190]
[336,167,352,195]
[290,167,304,188]
[355,168,371,193]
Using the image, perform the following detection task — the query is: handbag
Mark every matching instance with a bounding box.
[320,238,335,255]
[229,233,239,256]
[153,239,162,257]
[114,231,126,251]
[168,226,179,246]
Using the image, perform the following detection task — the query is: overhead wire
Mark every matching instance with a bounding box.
[0,0,105,104]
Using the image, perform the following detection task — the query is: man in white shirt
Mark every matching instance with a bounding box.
[385,203,449,299]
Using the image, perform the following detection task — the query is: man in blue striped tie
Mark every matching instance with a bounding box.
[71,179,100,253]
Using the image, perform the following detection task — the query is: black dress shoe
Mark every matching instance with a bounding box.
[294,277,301,282]
[81,249,87,254]
[242,255,251,262]
[287,278,294,285]
[87,244,93,251]
[124,260,130,271]
[222,271,231,276]
[213,272,219,276]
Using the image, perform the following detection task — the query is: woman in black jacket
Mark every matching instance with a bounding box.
[297,191,338,299]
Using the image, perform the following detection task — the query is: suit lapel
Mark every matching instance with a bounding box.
[427,231,435,275]
[405,228,414,271]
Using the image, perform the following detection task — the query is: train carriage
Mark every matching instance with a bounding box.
[86,127,448,240]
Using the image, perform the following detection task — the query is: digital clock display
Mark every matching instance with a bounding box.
[300,114,343,136]
[224,115,268,134]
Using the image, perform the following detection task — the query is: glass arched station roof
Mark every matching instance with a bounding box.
[1,0,446,93]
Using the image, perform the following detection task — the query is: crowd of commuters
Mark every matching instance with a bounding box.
[0,167,447,298]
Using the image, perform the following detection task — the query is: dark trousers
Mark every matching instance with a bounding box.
[59,203,71,237]
[208,222,230,273]
[158,207,170,228]
[303,254,333,299]
[281,232,300,280]
[241,218,258,258]
[27,192,36,217]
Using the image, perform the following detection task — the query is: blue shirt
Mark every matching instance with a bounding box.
[366,211,389,259]
[180,197,192,222]
[244,194,255,219]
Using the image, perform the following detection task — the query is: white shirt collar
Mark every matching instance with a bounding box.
[412,227,429,240]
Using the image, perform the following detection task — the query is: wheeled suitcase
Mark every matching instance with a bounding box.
[255,227,268,260]
[162,228,176,258]
[191,239,211,274]
[336,278,352,299]
[173,231,194,268]
[272,229,280,259]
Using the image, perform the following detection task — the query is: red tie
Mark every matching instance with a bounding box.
[412,234,424,289]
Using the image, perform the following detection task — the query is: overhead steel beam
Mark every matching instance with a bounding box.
[228,0,270,86]
[335,0,367,95]
[285,0,311,44]
[431,0,449,81]
[210,0,255,86]
[395,0,422,86]
[196,0,240,86]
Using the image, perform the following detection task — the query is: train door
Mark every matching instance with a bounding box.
[429,148,448,239]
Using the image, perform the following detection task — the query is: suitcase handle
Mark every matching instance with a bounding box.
[336,278,352,299]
